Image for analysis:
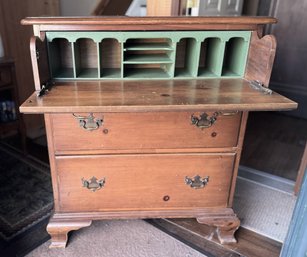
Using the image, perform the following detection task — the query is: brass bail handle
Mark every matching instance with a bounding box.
[185,175,209,189]
[73,113,103,131]
[191,112,219,129]
[82,176,105,192]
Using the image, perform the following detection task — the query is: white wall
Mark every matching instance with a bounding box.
[60,0,100,16]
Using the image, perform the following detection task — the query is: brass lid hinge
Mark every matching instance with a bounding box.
[37,80,54,97]
[249,80,273,95]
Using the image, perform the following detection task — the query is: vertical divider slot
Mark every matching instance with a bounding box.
[99,38,122,78]
[48,38,74,78]
[222,37,248,77]
[198,38,224,77]
[73,38,99,79]
[175,38,199,77]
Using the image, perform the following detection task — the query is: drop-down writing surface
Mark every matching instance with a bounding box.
[20,78,297,114]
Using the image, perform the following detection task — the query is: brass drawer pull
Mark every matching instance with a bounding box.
[185,175,209,189]
[82,176,105,192]
[191,112,218,129]
[73,113,103,131]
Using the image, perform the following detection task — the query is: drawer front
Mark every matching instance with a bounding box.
[56,153,235,212]
[0,67,12,87]
[51,111,241,152]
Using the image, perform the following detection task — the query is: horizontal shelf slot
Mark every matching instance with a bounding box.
[124,43,173,51]
[124,63,171,79]
[124,68,170,78]
[124,54,172,64]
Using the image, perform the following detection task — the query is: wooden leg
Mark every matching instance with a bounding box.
[47,216,92,248]
[196,209,240,244]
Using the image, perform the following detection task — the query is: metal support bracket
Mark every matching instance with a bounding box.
[37,80,54,97]
[249,80,273,95]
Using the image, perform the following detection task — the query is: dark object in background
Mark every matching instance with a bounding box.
[0,101,17,123]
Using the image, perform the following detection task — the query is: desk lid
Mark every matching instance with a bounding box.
[20,79,297,114]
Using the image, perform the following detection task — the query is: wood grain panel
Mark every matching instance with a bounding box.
[56,153,235,212]
[21,16,278,26]
[51,111,241,152]
[245,31,276,86]
[20,79,297,113]
[30,36,50,91]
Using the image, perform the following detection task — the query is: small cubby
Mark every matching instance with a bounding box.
[74,38,99,78]
[124,64,172,78]
[175,38,198,77]
[48,38,74,78]
[222,37,248,76]
[99,39,121,78]
[124,39,173,64]
[124,38,173,51]
[123,38,173,78]
[198,38,223,77]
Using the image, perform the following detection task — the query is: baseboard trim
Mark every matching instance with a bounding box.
[238,165,295,194]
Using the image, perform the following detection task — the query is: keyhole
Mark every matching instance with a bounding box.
[163,195,170,201]
[211,132,217,137]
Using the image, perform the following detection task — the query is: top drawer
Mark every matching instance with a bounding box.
[0,67,12,87]
[50,111,241,153]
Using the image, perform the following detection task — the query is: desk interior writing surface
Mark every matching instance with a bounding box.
[20,78,297,113]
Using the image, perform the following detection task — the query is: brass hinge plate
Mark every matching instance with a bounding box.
[249,80,273,95]
[37,80,54,97]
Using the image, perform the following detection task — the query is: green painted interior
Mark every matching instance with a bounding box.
[46,31,251,80]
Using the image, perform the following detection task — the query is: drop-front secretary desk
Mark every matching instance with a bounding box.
[20,16,297,248]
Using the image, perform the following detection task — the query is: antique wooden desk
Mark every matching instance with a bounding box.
[20,17,297,248]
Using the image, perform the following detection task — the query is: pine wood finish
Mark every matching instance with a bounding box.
[20,16,297,249]
[50,112,241,153]
[56,153,235,211]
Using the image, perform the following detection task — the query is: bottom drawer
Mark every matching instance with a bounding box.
[56,153,235,212]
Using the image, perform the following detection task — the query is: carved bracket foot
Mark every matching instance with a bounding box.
[47,215,92,248]
[196,209,240,244]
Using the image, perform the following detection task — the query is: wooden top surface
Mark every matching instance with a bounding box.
[21,16,277,31]
[20,79,297,114]
[21,16,277,26]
